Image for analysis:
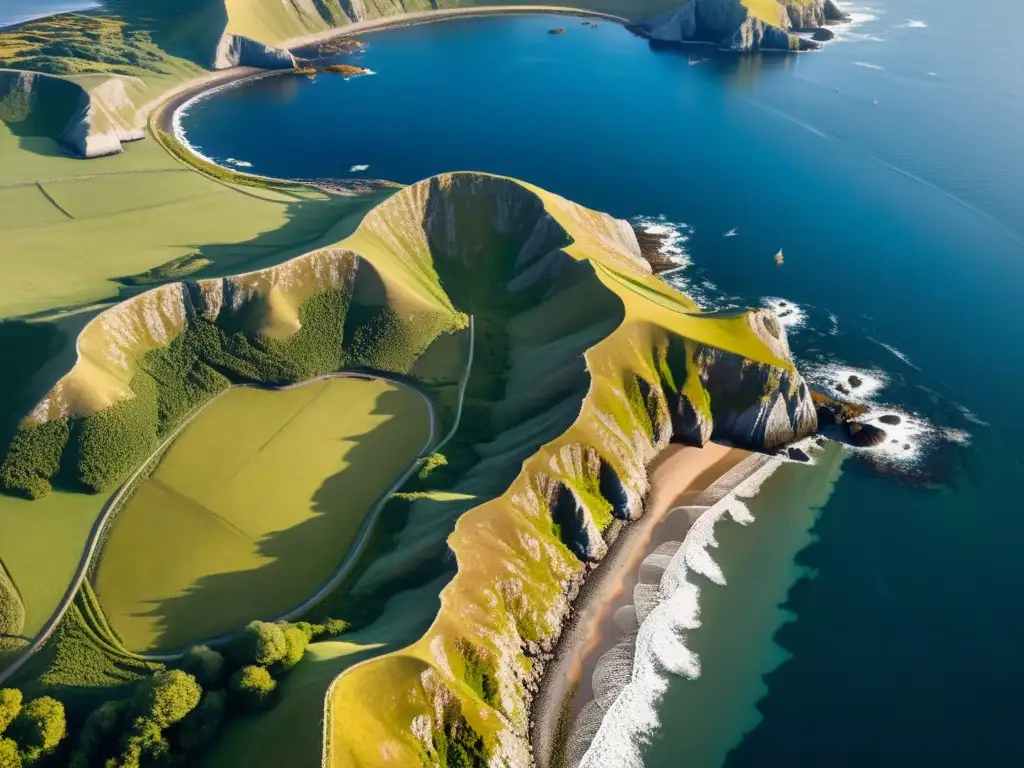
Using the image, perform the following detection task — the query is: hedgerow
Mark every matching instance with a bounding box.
[0,564,25,637]
[0,420,70,499]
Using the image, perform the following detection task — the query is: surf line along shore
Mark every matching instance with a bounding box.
[530,441,762,768]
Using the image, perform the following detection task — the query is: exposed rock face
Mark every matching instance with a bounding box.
[879,414,902,426]
[0,70,145,158]
[634,0,831,52]
[213,34,296,70]
[845,420,887,447]
[825,0,852,22]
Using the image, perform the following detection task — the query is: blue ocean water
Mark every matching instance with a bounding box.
[179,3,1024,764]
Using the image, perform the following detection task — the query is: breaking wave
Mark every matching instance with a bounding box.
[901,19,927,29]
[224,158,253,168]
[854,61,885,71]
[761,297,807,332]
[349,163,370,172]
[831,2,885,43]
[575,457,786,768]
[631,215,692,270]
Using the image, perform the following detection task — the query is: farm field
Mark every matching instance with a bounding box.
[92,376,432,653]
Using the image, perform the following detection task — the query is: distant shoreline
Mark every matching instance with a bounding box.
[280,6,630,51]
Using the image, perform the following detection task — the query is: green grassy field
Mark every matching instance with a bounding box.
[93,377,430,652]
[0,125,381,319]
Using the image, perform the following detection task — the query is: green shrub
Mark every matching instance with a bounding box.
[274,626,307,675]
[228,666,276,712]
[417,453,448,482]
[132,669,201,728]
[0,738,21,768]
[177,690,225,753]
[69,699,129,768]
[114,717,168,768]
[73,374,158,493]
[180,645,224,688]
[291,621,315,642]
[0,420,69,499]
[310,618,350,641]
[0,564,25,640]
[231,621,287,667]
[0,689,21,735]
[8,696,65,762]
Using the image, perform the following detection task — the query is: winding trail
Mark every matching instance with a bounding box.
[0,317,474,682]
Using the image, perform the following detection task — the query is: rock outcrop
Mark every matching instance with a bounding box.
[845,420,887,447]
[633,0,849,52]
[0,70,146,158]
[213,34,296,70]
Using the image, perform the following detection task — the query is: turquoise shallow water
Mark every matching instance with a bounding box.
[180,3,1024,764]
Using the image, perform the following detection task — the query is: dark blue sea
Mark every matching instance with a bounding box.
[179,2,1024,764]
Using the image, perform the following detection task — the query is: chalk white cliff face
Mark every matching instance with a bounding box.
[213,34,297,70]
[0,70,147,158]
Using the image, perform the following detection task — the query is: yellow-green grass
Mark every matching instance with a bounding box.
[201,573,449,768]
[92,376,430,652]
[315,174,801,766]
[0,491,105,636]
[0,125,380,319]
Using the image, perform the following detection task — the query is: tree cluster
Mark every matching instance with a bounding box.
[0,689,65,767]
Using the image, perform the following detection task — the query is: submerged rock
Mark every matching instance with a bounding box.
[845,421,887,447]
[548,28,566,35]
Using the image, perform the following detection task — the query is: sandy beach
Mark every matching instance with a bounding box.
[531,442,753,768]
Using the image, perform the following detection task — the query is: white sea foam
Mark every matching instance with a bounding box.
[868,336,920,370]
[901,19,927,29]
[805,361,889,403]
[831,3,884,43]
[941,427,971,445]
[724,227,739,237]
[578,458,786,768]
[632,215,692,270]
[224,158,253,168]
[761,297,807,332]
[349,164,370,172]
[957,405,990,427]
[854,407,937,464]
[827,312,840,336]
[854,61,885,71]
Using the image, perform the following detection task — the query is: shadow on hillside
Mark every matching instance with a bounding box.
[131,385,431,652]
[202,574,446,768]
[0,191,384,470]
[112,190,386,297]
[102,0,229,68]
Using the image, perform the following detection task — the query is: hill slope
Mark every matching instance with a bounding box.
[0,172,818,766]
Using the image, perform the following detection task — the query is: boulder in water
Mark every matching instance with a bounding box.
[548,28,566,35]
[788,447,811,462]
[848,374,864,389]
[845,421,887,447]
[879,414,902,425]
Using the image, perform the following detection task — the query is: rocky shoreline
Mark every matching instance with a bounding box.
[630,0,852,53]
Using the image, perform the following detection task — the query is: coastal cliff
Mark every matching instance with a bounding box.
[0,70,147,158]
[0,173,820,767]
[634,0,850,51]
